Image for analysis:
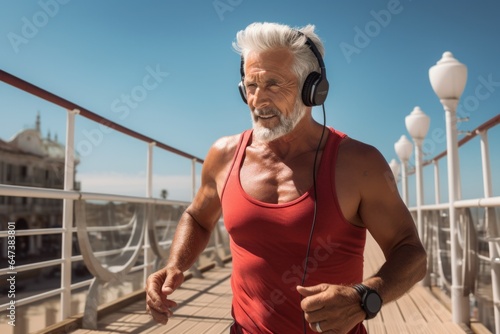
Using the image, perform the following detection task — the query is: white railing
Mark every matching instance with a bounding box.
[0,70,231,334]
[404,114,500,333]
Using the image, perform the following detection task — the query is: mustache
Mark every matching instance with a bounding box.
[254,108,280,117]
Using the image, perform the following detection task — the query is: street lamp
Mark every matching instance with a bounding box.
[405,106,430,286]
[405,106,430,238]
[394,135,413,205]
[429,51,468,325]
[389,158,400,182]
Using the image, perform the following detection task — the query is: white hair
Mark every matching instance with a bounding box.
[233,22,326,91]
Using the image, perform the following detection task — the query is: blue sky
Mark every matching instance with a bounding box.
[0,0,499,204]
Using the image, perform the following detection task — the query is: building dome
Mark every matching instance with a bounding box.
[5,113,78,163]
[9,128,45,156]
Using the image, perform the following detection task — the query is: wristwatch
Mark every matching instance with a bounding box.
[352,284,383,319]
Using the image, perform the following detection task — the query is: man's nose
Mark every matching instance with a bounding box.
[250,87,270,109]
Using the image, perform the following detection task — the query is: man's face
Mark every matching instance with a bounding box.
[243,48,306,142]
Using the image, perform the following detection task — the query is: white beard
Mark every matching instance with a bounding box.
[252,100,307,142]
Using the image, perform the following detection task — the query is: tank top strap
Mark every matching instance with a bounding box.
[220,130,253,201]
[317,127,347,177]
[230,130,253,177]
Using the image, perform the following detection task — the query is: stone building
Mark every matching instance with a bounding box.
[0,113,80,259]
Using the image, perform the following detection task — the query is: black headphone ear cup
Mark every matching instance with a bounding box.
[238,81,248,104]
[301,72,321,107]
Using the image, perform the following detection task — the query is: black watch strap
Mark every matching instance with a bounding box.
[352,284,366,297]
[352,284,383,319]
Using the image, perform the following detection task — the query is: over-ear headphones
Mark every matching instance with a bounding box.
[238,31,329,107]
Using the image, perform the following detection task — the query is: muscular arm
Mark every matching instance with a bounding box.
[165,174,223,273]
[145,135,238,324]
[298,139,427,333]
[356,144,427,303]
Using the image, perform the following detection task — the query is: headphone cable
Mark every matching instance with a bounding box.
[301,103,327,333]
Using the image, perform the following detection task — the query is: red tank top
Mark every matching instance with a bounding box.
[221,128,367,334]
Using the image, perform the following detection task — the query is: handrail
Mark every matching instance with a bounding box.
[0,183,190,205]
[416,197,500,211]
[455,197,500,208]
[0,69,204,163]
[423,113,500,166]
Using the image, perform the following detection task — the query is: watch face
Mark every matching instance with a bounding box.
[366,293,382,313]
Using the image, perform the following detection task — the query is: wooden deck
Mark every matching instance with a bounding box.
[66,233,473,334]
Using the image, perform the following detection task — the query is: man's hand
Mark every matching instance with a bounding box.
[297,284,365,333]
[145,267,184,324]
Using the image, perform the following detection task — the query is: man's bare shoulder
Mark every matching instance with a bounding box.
[203,133,245,180]
[337,136,396,195]
[338,137,384,164]
[206,133,243,161]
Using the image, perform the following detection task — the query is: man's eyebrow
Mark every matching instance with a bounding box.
[244,76,280,84]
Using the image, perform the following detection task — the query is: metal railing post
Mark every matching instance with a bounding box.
[191,158,196,200]
[479,129,500,333]
[145,142,155,282]
[434,160,440,204]
[60,108,79,320]
[479,130,493,198]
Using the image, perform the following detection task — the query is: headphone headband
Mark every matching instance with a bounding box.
[296,31,327,80]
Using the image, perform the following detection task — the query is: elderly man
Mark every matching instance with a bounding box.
[146,22,426,334]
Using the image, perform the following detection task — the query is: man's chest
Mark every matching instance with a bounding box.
[238,149,318,204]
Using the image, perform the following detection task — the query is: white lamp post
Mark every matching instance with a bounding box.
[394,135,413,205]
[389,158,400,182]
[429,51,468,325]
[405,106,430,286]
[405,106,430,238]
